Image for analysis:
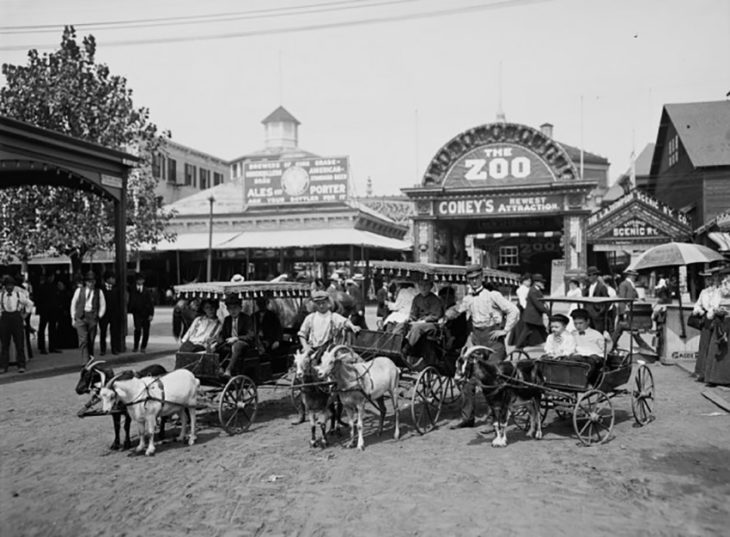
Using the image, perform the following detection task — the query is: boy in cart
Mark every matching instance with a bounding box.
[567,308,606,385]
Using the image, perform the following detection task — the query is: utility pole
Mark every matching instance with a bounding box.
[207,196,215,281]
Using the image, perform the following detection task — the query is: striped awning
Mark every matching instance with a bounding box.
[369,260,520,286]
[472,231,562,239]
[174,281,311,300]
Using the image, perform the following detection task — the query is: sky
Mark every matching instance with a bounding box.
[1,0,728,196]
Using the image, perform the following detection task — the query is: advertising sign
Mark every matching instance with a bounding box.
[244,157,349,205]
[435,194,563,217]
[599,218,669,242]
[443,143,555,188]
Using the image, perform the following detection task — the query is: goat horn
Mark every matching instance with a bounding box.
[104,372,124,390]
[327,345,353,358]
[463,345,495,358]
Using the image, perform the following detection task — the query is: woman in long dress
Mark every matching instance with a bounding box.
[692,270,720,381]
[704,270,730,386]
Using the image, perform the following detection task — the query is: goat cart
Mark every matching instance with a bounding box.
[507,296,656,446]
[173,280,310,435]
[347,260,520,434]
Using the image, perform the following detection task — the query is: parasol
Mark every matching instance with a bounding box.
[628,242,725,338]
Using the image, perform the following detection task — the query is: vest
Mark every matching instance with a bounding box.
[75,288,101,320]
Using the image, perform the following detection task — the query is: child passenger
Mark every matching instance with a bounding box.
[542,313,576,359]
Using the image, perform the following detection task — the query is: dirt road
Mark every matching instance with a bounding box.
[1,357,728,537]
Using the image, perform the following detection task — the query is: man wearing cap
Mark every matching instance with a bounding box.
[568,308,605,385]
[404,278,444,364]
[70,271,106,363]
[298,290,361,358]
[448,264,519,428]
[0,275,34,373]
[217,295,255,378]
[514,273,549,349]
[583,266,609,331]
[128,273,154,353]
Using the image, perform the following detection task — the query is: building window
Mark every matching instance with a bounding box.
[668,134,679,167]
[167,158,177,184]
[213,172,224,186]
[499,246,519,266]
[199,168,210,190]
[152,154,162,178]
[184,163,196,187]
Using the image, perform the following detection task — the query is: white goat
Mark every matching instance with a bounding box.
[315,345,400,451]
[99,369,199,456]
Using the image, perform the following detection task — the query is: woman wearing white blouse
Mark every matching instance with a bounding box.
[543,313,576,359]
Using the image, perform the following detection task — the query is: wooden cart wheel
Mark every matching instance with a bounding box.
[512,399,549,432]
[219,375,258,435]
[508,349,531,362]
[411,366,444,435]
[631,364,655,426]
[572,390,614,446]
[440,376,461,406]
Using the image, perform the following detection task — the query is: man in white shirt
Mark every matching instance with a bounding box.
[449,264,519,429]
[70,271,106,363]
[0,275,33,373]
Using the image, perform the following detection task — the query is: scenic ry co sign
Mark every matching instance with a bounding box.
[244,157,349,205]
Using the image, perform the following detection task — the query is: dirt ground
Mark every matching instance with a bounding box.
[1,356,729,537]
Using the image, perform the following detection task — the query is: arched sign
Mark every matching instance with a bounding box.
[443,143,555,188]
[423,122,579,187]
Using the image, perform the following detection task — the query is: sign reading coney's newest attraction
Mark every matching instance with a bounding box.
[436,194,563,217]
[244,157,349,205]
[444,143,555,187]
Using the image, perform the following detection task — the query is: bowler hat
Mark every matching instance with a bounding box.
[134,272,145,281]
[84,271,96,281]
[224,294,242,307]
[531,273,545,283]
[103,270,115,280]
[549,313,570,325]
[586,266,600,276]
[465,264,483,278]
[570,308,590,320]
[230,274,245,283]
[2,275,15,286]
[311,290,330,302]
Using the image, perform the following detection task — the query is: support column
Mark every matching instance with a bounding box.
[113,194,127,353]
[564,214,588,279]
[414,219,435,263]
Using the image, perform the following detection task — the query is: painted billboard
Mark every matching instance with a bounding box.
[244,157,349,205]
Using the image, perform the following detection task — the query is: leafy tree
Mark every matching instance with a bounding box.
[0,25,174,272]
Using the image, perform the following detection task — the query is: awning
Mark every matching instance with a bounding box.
[472,231,562,239]
[708,232,730,252]
[141,232,239,252]
[217,228,411,251]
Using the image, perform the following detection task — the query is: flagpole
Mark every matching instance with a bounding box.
[579,95,584,180]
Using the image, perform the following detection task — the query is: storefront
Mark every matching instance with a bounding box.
[402,122,600,291]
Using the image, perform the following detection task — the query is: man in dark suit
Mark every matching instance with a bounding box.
[217,295,255,378]
[583,265,609,331]
[98,270,121,355]
[253,297,282,354]
[128,272,154,353]
[611,268,641,348]
[35,273,61,355]
[514,273,549,349]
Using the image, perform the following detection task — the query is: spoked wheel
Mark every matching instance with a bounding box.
[411,366,444,435]
[512,399,548,432]
[573,390,614,446]
[508,349,531,362]
[440,376,461,406]
[631,364,655,425]
[219,375,258,435]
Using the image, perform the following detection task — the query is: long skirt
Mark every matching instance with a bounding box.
[704,317,730,386]
[694,318,712,379]
[514,322,547,349]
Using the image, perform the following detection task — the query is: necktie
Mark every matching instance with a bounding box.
[578,331,585,336]
[231,317,238,338]
[138,286,143,293]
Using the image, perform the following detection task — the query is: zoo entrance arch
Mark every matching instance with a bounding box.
[0,115,137,353]
[403,122,598,283]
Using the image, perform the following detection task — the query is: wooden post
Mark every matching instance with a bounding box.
[349,244,355,276]
[113,187,127,353]
[176,250,181,284]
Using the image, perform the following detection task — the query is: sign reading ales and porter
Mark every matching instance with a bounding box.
[243,157,349,205]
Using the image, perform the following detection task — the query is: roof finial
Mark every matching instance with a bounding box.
[495,61,506,123]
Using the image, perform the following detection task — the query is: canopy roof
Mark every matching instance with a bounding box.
[217,228,411,251]
[174,280,310,300]
[370,260,520,286]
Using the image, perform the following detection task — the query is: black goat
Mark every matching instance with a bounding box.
[75,358,168,450]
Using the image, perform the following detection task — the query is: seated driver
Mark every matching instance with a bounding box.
[217,295,255,377]
[253,297,283,354]
[404,277,444,361]
[568,308,606,385]
[541,313,576,359]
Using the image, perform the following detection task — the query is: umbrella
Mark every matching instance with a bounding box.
[628,242,724,272]
[628,242,725,338]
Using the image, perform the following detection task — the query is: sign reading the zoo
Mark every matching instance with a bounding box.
[243,157,349,205]
[443,143,555,188]
[435,194,563,217]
